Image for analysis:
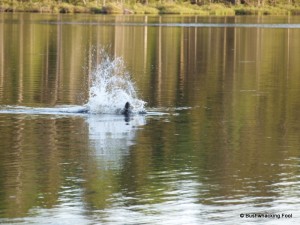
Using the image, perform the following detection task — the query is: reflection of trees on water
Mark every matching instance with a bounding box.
[0,114,145,217]
[1,14,300,221]
[1,14,299,108]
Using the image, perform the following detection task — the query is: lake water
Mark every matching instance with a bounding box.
[1,13,300,225]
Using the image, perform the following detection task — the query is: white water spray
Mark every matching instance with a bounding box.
[85,55,146,114]
[0,54,147,116]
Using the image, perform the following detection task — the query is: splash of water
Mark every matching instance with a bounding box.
[85,55,146,114]
[0,54,147,116]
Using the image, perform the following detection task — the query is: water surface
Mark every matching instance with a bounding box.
[1,13,300,224]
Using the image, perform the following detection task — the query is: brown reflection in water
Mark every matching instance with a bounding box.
[0,115,92,217]
[0,14,300,220]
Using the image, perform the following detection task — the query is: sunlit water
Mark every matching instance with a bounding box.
[1,13,300,225]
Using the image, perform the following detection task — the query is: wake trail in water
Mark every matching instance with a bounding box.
[0,54,147,116]
[0,105,89,115]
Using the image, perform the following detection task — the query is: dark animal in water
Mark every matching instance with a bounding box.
[122,102,131,116]
[121,102,146,118]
